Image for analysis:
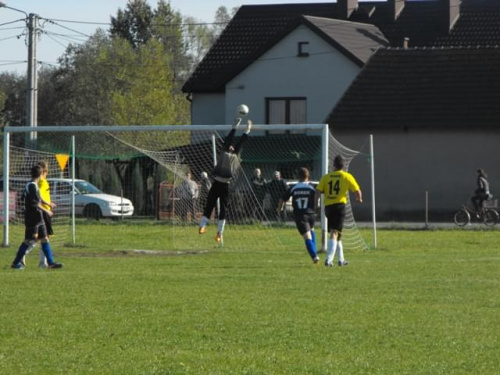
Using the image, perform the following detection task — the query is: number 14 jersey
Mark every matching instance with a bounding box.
[317,170,360,206]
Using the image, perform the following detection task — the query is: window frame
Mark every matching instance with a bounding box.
[265,97,307,125]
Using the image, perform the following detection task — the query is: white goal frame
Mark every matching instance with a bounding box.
[2,124,375,249]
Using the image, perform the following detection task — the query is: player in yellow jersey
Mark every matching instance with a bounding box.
[316,155,362,267]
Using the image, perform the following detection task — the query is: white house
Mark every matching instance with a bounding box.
[187,16,388,127]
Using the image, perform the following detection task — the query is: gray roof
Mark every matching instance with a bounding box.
[327,46,500,128]
[302,16,389,65]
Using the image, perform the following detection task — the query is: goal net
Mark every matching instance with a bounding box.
[2,124,369,255]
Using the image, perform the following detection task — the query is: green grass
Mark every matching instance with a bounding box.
[1,226,499,374]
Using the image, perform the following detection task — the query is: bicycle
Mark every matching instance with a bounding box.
[453,204,499,226]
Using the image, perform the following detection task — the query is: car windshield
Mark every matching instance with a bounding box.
[74,181,102,194]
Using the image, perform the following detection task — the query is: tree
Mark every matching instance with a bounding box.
[102,38,177,125]
[212,6,234,40]
[110,0,154,49]
[183,6,238,75]
[38,30,115,126]
[0,72,26,127]
[110,0,189,87]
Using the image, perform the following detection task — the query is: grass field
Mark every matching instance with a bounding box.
[1,225,499,374]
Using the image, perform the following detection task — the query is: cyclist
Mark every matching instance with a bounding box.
[471,168,492,217]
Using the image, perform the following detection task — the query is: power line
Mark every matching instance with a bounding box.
[40,17,92,38]
[0,60,26,66]
[0,33,25,42]
[0,18,25,27]
[46,17,229,28]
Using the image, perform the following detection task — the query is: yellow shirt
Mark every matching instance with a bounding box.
[317,170,360,205]
[38,177,51,211]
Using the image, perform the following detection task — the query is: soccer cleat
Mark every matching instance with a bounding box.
[48,263,63,269]
[313,256,320,265]
[11,263,25,270]
[199,226,206,234]
[39,262,48,269]
[338,260,349,267]
[21,257,26,267]
[215,232,223,248]
[325,261,334,267]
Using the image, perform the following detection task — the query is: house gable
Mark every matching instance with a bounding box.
[223,24,365,125]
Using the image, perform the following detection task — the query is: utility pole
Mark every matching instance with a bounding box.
[26,12,38,147]
[0,3,38,147]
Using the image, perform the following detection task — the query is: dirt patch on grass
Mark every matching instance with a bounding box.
[59,250,209,258]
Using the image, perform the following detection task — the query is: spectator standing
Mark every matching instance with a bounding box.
[178,172,199,222]
[251,168,266,220]
[267,171,288,220]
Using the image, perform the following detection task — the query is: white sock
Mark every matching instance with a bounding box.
[39,249,47,265]
[327,239,337,264]
[337,241,344,263]
[217,219,226,233]
[24,242,36,256]
[199,216,208,228]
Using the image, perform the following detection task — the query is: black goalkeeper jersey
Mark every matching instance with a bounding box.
[282,182,316,215]
[23,181,44,227]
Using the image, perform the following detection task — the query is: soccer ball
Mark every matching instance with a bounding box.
[236,104,249,116]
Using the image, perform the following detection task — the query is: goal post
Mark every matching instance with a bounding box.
[2,124,370,253]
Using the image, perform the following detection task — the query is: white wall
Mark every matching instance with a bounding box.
[190,93,225,125]
[225,25,361,125]
[334,127,500,221]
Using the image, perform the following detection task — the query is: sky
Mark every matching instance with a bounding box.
[0,0,332,75]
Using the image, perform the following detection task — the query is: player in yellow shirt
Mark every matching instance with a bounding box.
[316,155,362,267]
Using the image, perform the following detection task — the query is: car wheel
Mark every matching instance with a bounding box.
[83,204,102,220]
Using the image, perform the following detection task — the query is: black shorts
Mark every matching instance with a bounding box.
[294,213,315,235]
[325,203,346,232]
[43,211,54,236]
[25,223,47,241]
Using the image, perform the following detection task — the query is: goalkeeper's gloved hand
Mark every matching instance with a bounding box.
[245,120,252,134]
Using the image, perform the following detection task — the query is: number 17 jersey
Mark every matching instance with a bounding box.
[317,170,360,206]
[282,182,317,215]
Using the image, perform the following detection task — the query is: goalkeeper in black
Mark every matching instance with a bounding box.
[278,167,319,264]
[199,119,252,247]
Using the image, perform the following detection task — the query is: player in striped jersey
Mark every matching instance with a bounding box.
[316,155,362,267]
[278,167,319,264]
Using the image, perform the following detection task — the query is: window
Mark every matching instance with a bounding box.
[297,41,310,57]
[266,97,307,125]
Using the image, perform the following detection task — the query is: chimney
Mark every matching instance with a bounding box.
[442,0,461,34]
[338,0,358,20]
[388,0,405,22]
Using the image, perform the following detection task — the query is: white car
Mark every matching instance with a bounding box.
[48,178,134,219]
